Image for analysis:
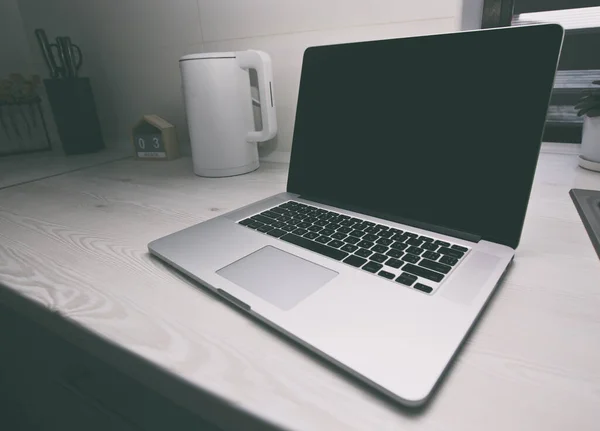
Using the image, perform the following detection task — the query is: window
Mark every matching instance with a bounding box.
[483,0,600,142]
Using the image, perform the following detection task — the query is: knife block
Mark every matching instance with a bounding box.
[44,77,104,155]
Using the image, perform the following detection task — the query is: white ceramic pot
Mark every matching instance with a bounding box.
[581,115,600,163]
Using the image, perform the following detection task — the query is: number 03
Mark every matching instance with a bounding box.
[138,138,145,149]
[153,137,160,149]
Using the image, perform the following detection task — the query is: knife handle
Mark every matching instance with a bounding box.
[71,44,83,75]
[49,43,67,78]
[35,29,59,79]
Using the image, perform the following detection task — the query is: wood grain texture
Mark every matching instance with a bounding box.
[0,148,130,190]
[1,149,600,431]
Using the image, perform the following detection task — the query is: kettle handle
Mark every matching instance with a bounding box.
[237,50,278,142]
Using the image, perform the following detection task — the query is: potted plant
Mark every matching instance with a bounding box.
[575,80,600,170]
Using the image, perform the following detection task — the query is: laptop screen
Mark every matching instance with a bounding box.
[287,25,563,249]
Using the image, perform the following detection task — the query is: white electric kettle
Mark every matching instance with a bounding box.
[180,50,278,177]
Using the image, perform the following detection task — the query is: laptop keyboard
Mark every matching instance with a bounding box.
[238,201,470,295]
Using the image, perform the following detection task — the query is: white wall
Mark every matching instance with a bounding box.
[0,0,33,77]
[16,0,480,160]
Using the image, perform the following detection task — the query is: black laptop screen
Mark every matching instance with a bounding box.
[287,25,563,248]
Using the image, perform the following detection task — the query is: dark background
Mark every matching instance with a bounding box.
[483,0,600,143]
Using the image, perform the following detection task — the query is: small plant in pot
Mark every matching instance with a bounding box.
[575,80,600,169]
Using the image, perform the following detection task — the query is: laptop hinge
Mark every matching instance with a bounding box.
[299,195,482,243]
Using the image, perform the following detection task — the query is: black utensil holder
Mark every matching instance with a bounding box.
[44,77,104,155]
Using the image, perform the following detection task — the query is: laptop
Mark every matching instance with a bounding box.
[149,24,563,406]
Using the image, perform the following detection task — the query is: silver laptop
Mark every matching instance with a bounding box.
[149,25,563,406]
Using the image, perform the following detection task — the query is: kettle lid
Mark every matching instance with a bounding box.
[179,52,236,61]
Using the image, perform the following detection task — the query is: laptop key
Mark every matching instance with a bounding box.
[391,242,408,250]
[406,238,423,247]
[434,240,450,247]
[262,210,280,219]
[422,242,439,251]
[418,235,434,242]
[328,240,345,248]
[405,232,418,238]
[440,255,459,266]
[423,251,441,261]
[363,233,378,242]
[378,230,394,239]
[413,283,433,294]
[257,225,274,233]
[315,220,329,227]
[406,246,424,256]
[355,248,373,258]
[239,218,253,226]
[292,228,308,236]
[362,262,383,273]
[252,214,275,225]
[271,221,286,228]
[386,249,403,259]
[369,253,388,263]
[372,245,388,254]
[281,224,297,232]
[267,229,286,238]
[378,270,395,280]
[343,255,367,267]
[270,207,287,215]
[358,240,375,248]
[402,254,420,264]
[247,222,264,230]
[297,222,311,229]
[344,236,360,245]
[326,223,341,230]
[341,244,358,253]
[419,259,452,274]
[349,229,366,237]
[402,264,444,282]
[376,238,393,246]
[451,244,469,252]
[385,258,403,269]
[396,273,418,286]
[332,232,347,240]
[321,229,335,236]
[438,247,464,259]
[308,225,323,232]
[338,226,352,234]
[315,236,331,244]
[304,232,319,240]
[281,233,348,261]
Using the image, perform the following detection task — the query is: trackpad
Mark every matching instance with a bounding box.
[217,246,338,311]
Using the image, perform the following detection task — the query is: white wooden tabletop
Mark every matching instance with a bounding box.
[1,145,600,431]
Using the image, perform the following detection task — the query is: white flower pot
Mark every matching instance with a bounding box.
[581,115,600,163]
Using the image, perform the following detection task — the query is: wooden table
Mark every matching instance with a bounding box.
[1,144,599,431]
